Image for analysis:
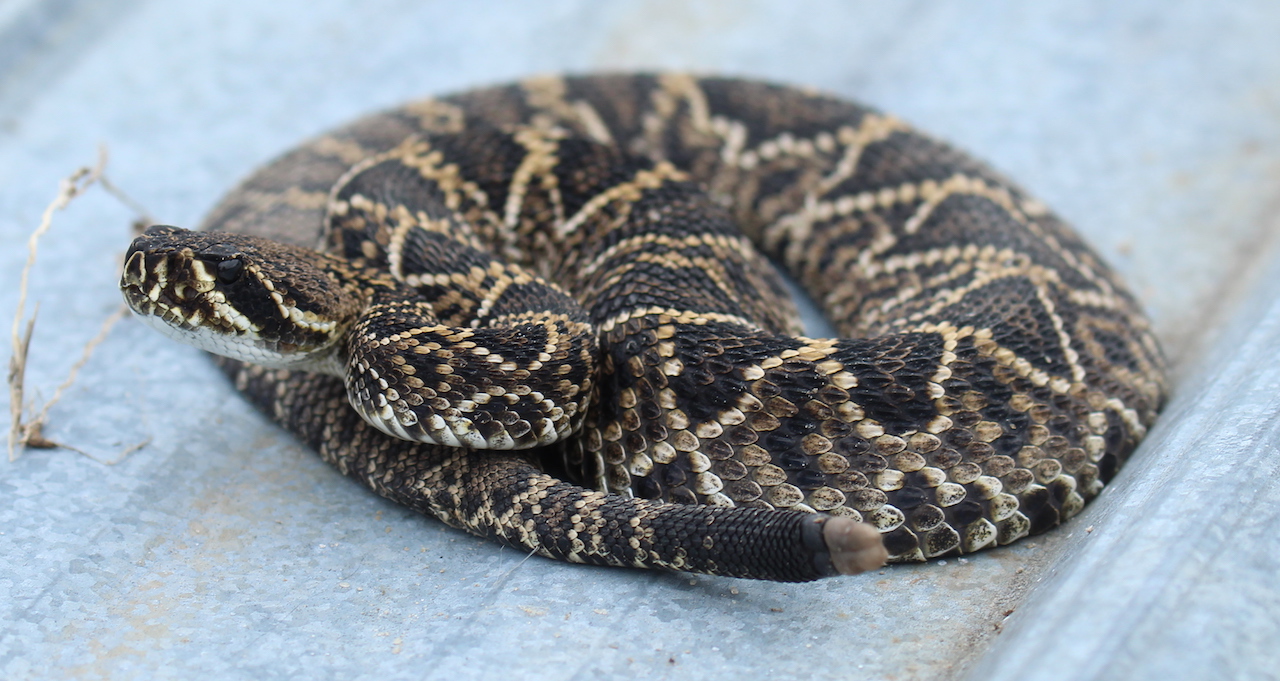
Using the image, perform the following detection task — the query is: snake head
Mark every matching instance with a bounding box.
[121,225,361,373]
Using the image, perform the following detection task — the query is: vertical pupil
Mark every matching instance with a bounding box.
[217,258,244,283]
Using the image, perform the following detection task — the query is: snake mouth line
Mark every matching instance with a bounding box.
[121,279,311,368]
[122,286,209,332]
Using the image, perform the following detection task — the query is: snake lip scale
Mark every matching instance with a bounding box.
[120,73,1166,582]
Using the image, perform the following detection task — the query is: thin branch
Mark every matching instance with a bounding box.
[7,310,39,457]
[7,147,148,462]
[31,304,129,432]
[100,169,156,230]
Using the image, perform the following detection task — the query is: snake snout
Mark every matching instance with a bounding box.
[121,249,196,313]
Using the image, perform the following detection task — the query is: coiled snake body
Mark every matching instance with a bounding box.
[121,74,1166,582]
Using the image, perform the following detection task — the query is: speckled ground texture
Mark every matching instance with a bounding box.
[2,2,1279,680]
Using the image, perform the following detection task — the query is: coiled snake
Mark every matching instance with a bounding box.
[120,74,1166,582]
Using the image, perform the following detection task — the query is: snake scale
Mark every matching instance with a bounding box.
[120,74,1166,582]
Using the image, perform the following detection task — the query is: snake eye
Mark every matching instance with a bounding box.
[216,258,245,284]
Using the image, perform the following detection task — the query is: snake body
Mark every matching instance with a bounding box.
[120,74,1166,581]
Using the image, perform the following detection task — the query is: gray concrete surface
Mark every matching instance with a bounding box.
[1,2,1278,680]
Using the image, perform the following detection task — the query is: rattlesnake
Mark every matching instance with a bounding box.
[120,74,1166,582]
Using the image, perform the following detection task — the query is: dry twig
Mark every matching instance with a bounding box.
[7,147,147,461]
